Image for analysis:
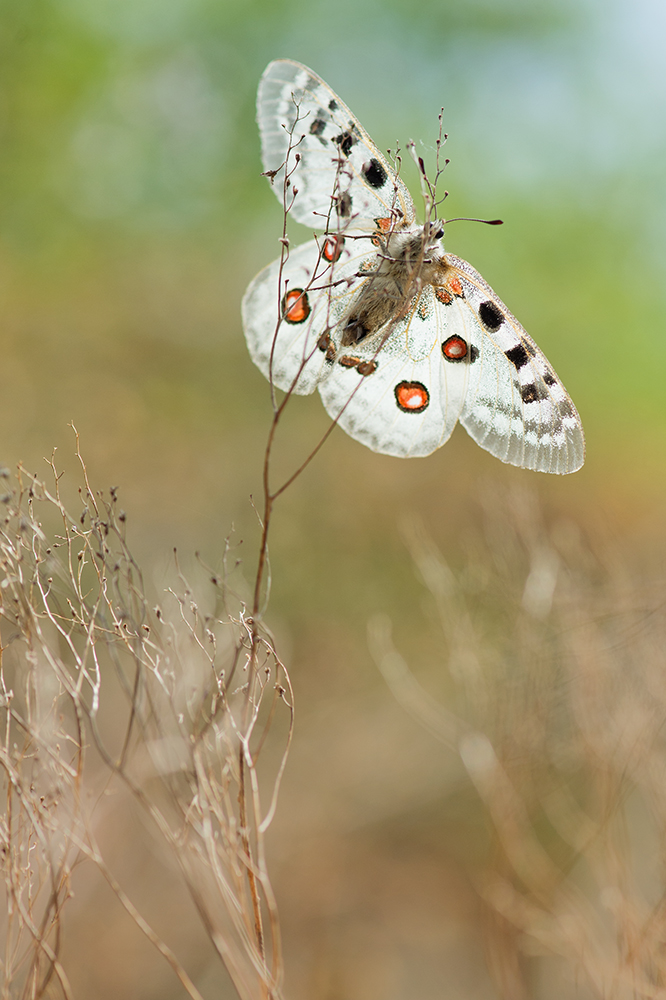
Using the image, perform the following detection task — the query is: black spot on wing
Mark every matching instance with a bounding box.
[332,130,354,156]
[543,371,556,386]
[309,117,326,136]
[478,299,504,330]
[521,382,549,404]
[328,99,338,111]
[505,343,530,369]
[362,158,387,189]
[470,344,479,363]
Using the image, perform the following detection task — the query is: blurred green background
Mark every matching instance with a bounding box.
[1,0,665,996]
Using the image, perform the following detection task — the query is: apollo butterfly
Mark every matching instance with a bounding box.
[242,60,585,473]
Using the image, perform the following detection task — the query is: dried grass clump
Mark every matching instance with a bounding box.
[0,439,291,1000]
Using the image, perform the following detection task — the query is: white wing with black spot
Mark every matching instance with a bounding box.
[444,255,585,474]
[258,59,415,231]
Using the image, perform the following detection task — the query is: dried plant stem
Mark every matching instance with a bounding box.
[0,427,295,1000]
[81,837,205,1000]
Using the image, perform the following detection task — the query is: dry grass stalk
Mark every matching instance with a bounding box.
[371,488,666,999]
[0,436,293,1000]
[0,87,353,1000]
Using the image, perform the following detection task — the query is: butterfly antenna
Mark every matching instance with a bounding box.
[445,217,504,226]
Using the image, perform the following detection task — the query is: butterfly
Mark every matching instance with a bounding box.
[242,59,585,474]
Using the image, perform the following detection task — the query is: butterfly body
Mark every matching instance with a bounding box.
[338,222,444,345]
[242,59,585,473]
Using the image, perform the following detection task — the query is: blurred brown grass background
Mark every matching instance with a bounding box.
[1,0,665,996]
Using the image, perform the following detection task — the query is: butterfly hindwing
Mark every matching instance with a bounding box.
[241,235,376,395]
[258,59,415,232]
[318,287,470,458]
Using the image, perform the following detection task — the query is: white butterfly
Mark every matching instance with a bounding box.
[242,59,585,474]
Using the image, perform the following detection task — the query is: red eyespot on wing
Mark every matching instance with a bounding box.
[448,276,464,297]
[282,288,310,324]
[442,335,468,362]
[435,288,453,305]
[394,380,430,413]
[323,235,345,262]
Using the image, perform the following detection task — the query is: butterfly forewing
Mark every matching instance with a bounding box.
[258,60,415,231]
[444,256,585,474]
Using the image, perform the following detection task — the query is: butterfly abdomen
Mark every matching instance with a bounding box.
[341,274,408,345]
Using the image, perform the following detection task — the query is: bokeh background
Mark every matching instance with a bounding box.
[2,0,665,996]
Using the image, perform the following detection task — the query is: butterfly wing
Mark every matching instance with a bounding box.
[258,59,415,232]
[441,254,585,474]
[316,267,584,472]
[241,236,376,395]
[318,287,469,458]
